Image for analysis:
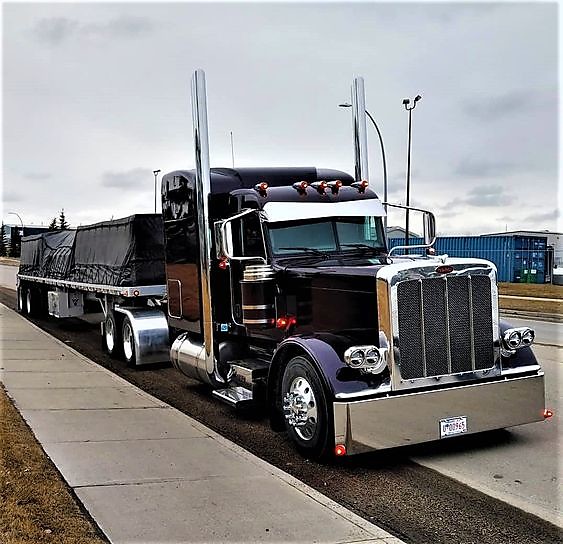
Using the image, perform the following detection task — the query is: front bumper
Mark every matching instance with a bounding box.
[333,372,545,455]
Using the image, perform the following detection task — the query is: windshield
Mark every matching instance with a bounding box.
[268,216,385,255]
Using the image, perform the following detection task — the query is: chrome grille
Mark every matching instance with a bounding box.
[396,275,494,380]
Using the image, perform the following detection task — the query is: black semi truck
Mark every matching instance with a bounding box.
[18,70,547,459]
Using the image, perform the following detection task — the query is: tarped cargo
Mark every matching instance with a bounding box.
[20,230,76,280]
[19,214,166,287]
[70,214,165,286]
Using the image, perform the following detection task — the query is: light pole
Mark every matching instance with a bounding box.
[339,103,388,229]
[153,170,161,213]
[8,211,23,234]
[402,95,422,253]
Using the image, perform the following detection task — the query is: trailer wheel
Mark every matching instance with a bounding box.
[25,288,34,316]
[103,311,122,358]
[122,317,137,367]
[281,356,332,460]
[17,286,27,314]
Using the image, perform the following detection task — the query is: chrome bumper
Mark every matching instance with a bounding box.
[333,373,545,455]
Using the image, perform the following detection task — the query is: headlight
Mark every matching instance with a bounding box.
[344,345,387,374]
[502,327,535,353]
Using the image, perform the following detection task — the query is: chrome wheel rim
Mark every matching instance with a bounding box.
[123,322,134,362]
[283,376,318,441]
[105,318,115,352]
[26,290,32,314]
[19,289,24,311]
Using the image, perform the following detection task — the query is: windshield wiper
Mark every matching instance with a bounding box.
[340,243,381,252]
[278,247,332,258]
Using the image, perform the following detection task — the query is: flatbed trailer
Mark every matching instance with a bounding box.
[17,214,170,366]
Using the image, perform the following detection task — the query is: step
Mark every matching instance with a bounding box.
[212,386,254,409]
[230,359,269,388]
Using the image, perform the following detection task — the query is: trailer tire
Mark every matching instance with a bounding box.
[103,311,122,358]
[281,355,332,460]
[122,316,137,368]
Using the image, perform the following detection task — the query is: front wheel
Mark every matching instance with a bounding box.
[281,355,332,460]
[122,317,136,368]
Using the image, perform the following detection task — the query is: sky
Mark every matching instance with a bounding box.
[2,2,559,235]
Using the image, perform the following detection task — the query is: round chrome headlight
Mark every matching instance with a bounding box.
[504,330,522,349]
[521,328,535,346]
[347,349,365,368]
[364,347,381,366]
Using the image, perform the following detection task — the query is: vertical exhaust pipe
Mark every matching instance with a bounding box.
[191,69,218,383]
[351,76,369,183]
[171,69,225,386]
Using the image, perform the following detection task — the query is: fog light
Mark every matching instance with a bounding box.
[503,329,522,349]
[521,328,535,346]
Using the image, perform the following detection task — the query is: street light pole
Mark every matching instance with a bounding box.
[8,211,23,233]
[339,103,388,229]
[402,95,422,254]
[153,170,161,213]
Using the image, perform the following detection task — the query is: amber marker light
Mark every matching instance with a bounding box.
[293,180,308,194]
[334,444,347,457]
[352,180,369,193]
[544,409,554,419]
[255,182,268,195]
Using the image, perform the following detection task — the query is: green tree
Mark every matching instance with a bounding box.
[48,217,58,230]
[58,209,69,230]
[0,223,6,257]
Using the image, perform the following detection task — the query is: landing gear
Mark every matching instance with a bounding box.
[281,355,332,460]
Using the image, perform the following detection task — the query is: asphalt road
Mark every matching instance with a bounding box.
[1,285,560,544]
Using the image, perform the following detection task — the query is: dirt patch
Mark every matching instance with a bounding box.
[499,282,562,299]
[0,257,19,267]
[0,386,107,544]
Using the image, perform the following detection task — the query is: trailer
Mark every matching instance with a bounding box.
[17,214,169,366]
[17,70,549,459]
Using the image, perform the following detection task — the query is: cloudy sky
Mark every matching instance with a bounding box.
[2,2,559,235]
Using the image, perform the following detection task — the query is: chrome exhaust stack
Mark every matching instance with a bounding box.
[170,69,225,386]
[351,76,369,183]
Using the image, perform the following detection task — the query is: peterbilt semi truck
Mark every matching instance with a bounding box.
[17,70,548,459]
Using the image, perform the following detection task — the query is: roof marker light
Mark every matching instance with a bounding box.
[334,444,347,456]
[351,180,369,193]
[293,180,308,193]
[327,180,343,194]
[311,181,328,194]
[255,182,268,195]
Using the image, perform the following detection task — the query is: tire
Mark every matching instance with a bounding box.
[121,316,137,368]
[281,355,332,460]
[103,311,122,358]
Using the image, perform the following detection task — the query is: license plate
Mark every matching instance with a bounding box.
[440,416,467,438]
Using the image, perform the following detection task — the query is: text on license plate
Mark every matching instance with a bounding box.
[440,416,467,438]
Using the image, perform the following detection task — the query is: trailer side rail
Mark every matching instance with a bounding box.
[17,274,166,298]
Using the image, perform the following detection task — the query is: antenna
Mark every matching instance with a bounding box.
[230,131,235,168]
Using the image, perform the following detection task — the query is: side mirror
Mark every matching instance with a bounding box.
[423,211,436,246]
[214,219,234,260]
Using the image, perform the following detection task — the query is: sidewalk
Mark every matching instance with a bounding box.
[0,303,403,544]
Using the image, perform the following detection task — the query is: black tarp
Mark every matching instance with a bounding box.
[20,230,76,279]
[19,214,166,287]
[70,215,165,286]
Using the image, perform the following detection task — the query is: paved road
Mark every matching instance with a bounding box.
[0,286,560,544]
[412,344,562,527]
[501,315,562,347]
[0,263,17,290]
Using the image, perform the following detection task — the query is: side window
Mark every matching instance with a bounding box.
[241,213,265,257]
[230,212,265,258]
